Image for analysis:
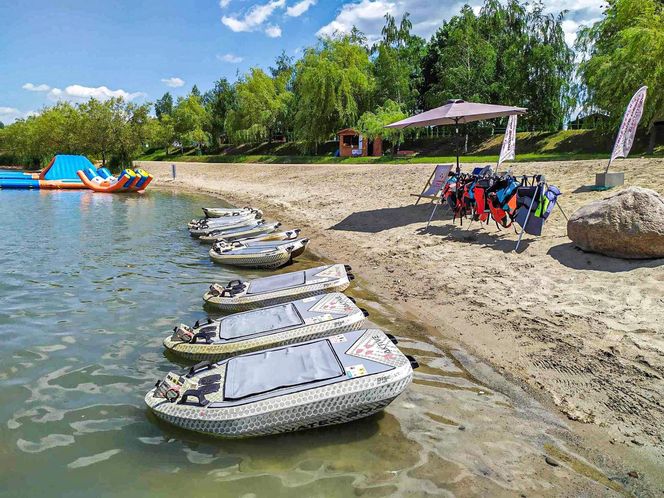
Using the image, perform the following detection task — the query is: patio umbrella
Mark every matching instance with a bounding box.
[385,99,527,168]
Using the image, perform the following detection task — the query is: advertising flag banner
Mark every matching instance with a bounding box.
[609,86,648,169]
[498,114,517,166]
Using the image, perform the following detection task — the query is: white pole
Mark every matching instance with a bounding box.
[426,202,440,228]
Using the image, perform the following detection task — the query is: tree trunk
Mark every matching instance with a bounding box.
[102,152,106,167]
[647,125,656,155]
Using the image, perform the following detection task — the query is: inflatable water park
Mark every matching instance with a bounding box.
[0,154,152,192]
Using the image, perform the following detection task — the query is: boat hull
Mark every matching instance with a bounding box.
[146,329,413,438]
[204,264,353,312]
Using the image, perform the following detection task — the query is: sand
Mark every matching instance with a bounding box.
[138,157,664,490]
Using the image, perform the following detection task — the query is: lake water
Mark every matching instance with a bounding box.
[0,189,621,497]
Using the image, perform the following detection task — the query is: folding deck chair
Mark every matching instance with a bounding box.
[411,164,453,205]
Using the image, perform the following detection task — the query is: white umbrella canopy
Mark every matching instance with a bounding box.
[385,99,527,128]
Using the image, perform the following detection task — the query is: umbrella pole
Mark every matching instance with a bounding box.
[455,118,460,173]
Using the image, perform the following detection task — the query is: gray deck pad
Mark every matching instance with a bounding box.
[220,303,303,340]
[211,222,263,235]
[224,340,344,400]
[247,270,306,294]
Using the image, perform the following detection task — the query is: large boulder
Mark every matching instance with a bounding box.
[567,187,664,259]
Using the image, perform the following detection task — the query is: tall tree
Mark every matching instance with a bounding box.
[269,50,294,79]
[421,6,497,108]
[172,93,210,152]
[154,92,174,120]
[372,13,426,112]
[421,0,573,130]
[225,67,293,142]
[576,0,664,152]
[293,35,374,149]
[356,99,407,151]
[202,78,235,144]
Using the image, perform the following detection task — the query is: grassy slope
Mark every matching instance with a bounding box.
[140,129,663,164]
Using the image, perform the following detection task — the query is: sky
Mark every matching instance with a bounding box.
[0,0,604,124]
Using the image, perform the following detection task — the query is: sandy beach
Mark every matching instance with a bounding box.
[138,158,664,491]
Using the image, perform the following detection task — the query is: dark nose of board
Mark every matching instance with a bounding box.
[405,355,419,369]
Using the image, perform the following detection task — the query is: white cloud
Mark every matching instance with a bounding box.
[220,0,231,7]
[218,53,244,63]
[221,0,285,33]
[0,107,37,124]
[0,106,20,115]
[161,77,185,88]
[265,24,282,37]
[22,83,51,92]
[286,0,316,17]
[317,0,603,45]
[47,85,145,102]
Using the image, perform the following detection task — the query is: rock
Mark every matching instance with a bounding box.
[545,456,560,467]
[567,187,664,259]
[627,471,639,478]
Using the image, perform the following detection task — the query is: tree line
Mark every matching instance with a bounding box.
[1,0,661,166]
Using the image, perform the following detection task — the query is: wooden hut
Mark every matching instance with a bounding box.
[337,129,383,157]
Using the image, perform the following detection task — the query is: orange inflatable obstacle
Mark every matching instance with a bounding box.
[0,155,152,192]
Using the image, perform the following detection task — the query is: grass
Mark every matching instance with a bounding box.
[138,150,619,165]
[137,129,663,165]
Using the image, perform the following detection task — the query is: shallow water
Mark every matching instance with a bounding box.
[0,189,621,497]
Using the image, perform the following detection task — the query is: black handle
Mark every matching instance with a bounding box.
[405,355,419,369]
[344,264,352,272]
[386,333,398,345]
[360,308,370,317]
[186,360,213,378]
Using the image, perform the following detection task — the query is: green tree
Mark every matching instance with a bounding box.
[225,67,293,142]
[576,0,664,152]
[421,6,497,108]
[372,13,426,112]
[269,50,294,79]
[202,78,236,144]
[155,92,174,120]
[421,0,573,130]
[0,121,4,129]
[78,98,118,166]
[293,35,374,149]
[172,93,210,152]
[356,99,407,152]
[150,115,176,154]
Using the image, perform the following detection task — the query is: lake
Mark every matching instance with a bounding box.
[0,189,616,497]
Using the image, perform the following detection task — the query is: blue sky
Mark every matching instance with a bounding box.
[0,0,603,124]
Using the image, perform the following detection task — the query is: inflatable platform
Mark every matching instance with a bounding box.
[0,155,152,192]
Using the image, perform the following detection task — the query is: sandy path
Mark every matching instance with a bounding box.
[138,158,664,484]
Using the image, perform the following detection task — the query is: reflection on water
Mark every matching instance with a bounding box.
[0,189,620,497]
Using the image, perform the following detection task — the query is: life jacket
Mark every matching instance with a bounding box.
[536,185,560,219]
[442,176,458,211]
[485,178,520,227]
[514,184,546,235]
[472,178,492,222]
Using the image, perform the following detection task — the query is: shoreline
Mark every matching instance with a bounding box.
[140,159,664,493]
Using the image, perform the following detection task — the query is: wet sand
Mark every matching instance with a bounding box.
[138,158,664,495]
